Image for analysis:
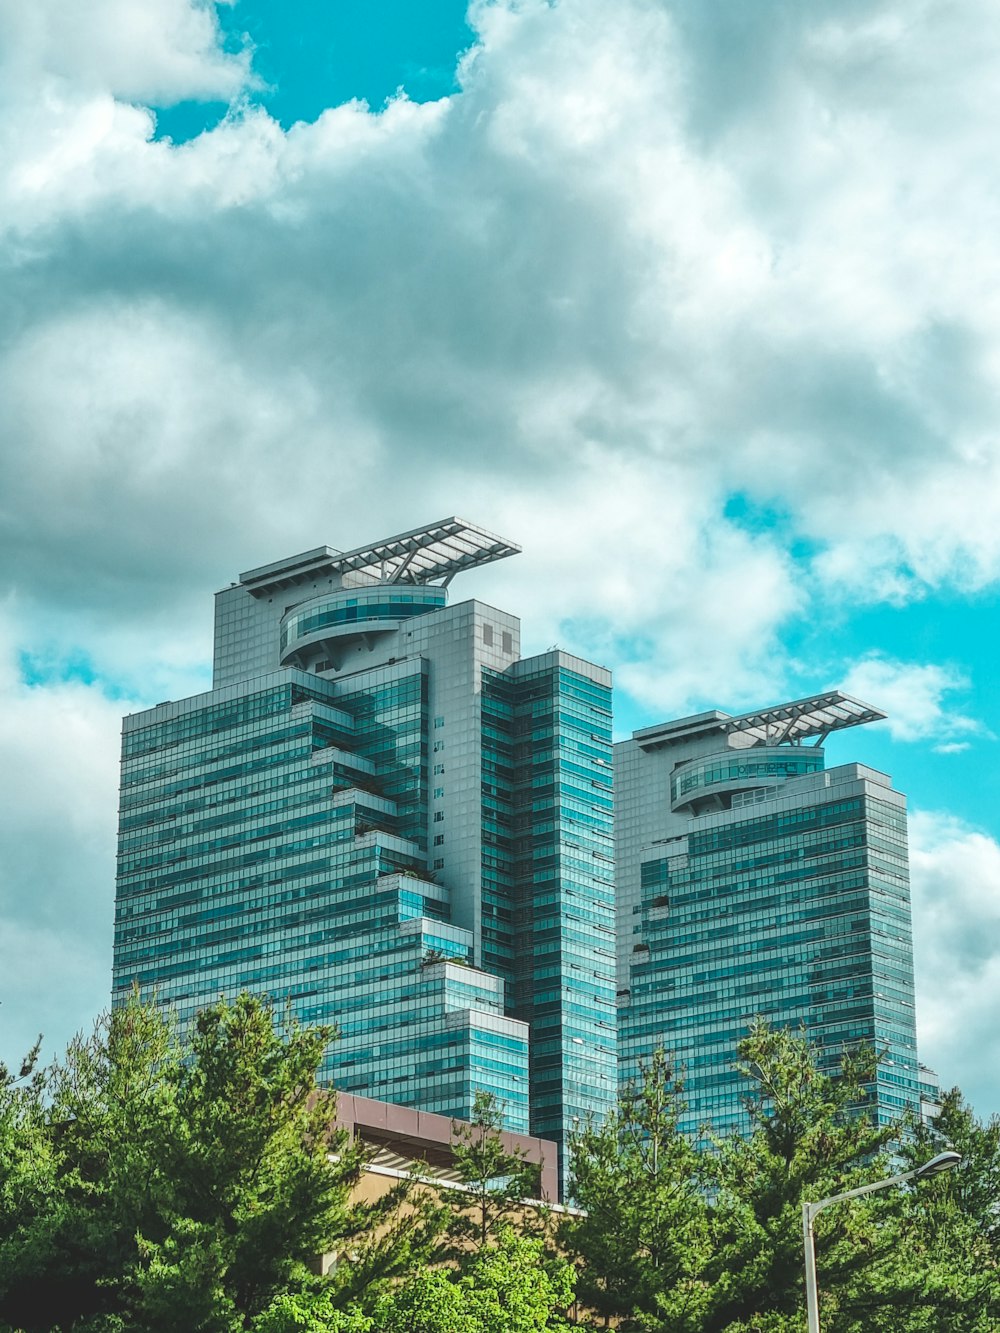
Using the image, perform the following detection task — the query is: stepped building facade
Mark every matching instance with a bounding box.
[113,519,617,1169]
[113,521,923,1161]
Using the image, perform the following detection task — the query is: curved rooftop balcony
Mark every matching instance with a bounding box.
[279,586,447,667]
[670,745,824,814]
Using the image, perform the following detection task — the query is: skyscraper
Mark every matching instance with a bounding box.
[615,692,920,1136]
[114,519,617,1167]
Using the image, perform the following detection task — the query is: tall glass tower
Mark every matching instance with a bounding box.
[615,693,920,1136]
[113,519,616,1166]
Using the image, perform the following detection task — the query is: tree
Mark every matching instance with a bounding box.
[460,1230,575,1333]
[374,1229,575,1333]
[0,1038,53,1332]
[560,1049,711,1331]
[913,1087,1000,1261]
[563,1023,988,1333]
[0,992,433,1333]
[251,1291,374,1333]
[700,1022,903,1331]
[444,1091,545,1256]
[879,1088,1000,1331]
[373,1268,478,1333]
[698,1021,970,1333]
[0,1037,41,1092]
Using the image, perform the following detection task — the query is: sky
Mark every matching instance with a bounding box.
[1,0,999,1118]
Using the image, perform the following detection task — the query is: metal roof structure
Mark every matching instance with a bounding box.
[634,691,886,750]
[723,691,886,744]
[240,518,521,596]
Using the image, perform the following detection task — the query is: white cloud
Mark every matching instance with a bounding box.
[909,811,1000,1116]
[0,0,251,104]
[839,655,985,744]
[505,465,805,721]
[0,607,128,1068]
[0,0,997,656]
[3,0,1000,622]
[0,300,385,615]
[4,0,1000,1060]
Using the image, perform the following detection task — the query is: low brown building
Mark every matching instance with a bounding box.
[334,1092,560,1205]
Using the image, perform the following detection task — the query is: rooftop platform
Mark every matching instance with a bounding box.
[240,517,521,597]
[634,690,886,750]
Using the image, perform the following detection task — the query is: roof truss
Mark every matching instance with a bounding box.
[725,691,886,745]
[241,517,521,595]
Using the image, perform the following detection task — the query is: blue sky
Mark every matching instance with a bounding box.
[2,0,1000,1120]
[154,1,474,140]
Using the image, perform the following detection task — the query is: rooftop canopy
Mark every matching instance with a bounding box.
[240,517,521,596]
[634,690,887,750]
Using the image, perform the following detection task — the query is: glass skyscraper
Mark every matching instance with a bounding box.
[615,693,920,1137]
[113,519,616,1167]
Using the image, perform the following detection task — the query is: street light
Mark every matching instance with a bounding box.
[802,1150,962,1333]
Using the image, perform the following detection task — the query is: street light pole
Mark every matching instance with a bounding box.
[802,1150,961,1333]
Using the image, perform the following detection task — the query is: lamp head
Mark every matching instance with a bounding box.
[914,1150,962,1179]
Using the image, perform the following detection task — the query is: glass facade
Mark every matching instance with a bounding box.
[280,587,447,657]
[480,660,618,1160]
[113,531,616,1170]
[616,712,921,1140]
[115,663,530,1129]
[670,746,824,811]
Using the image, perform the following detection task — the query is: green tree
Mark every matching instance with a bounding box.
[375,1229,575,1333]
[700,1021,899,1332]
[0,993,433,1333]
[0,1038,54,1332]
[373,1268,478,1333]
[0,995,182,1331]
[560,1049,711,1331]
[444,1091,545,1255]
[461,1230,575,1333]
[251,1290,373,1333]
[563,1023,989,1333]
[913,1087,1000,1261]
[877,1088,1000,1331]
[697,1021,983,1333]
[0,1036,42,1091]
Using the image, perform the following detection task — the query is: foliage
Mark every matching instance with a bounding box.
[373,1268,478,1333]
[699,1020,901,1333]
[0,1037,42,1092]
[251,1290,373,1333]
[566,1022,996,1333]
[375,1229,575,1333]
[444,1091,545,1255]
[913,1086,1000,1261]
[4,1000,999,1333]
[561,1049,711,1331]
[0,1038,53,1331]
[0,992,434,1333]
[878,1087,1000,1331]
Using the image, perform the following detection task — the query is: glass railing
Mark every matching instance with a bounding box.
[671,746,824,809]
[280,587,447,653]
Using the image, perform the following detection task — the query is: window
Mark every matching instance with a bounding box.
[502,631,513,654]
[482,624,494,646]
[434,716,445,729]
[433,763,445,775]
[433,858,445,870]
[434,786,444,798]
[433,834,445,846]
[433,812,444,823]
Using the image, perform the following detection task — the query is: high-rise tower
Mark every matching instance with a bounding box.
[615,692,920,1136]
[114,519,617,1167]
